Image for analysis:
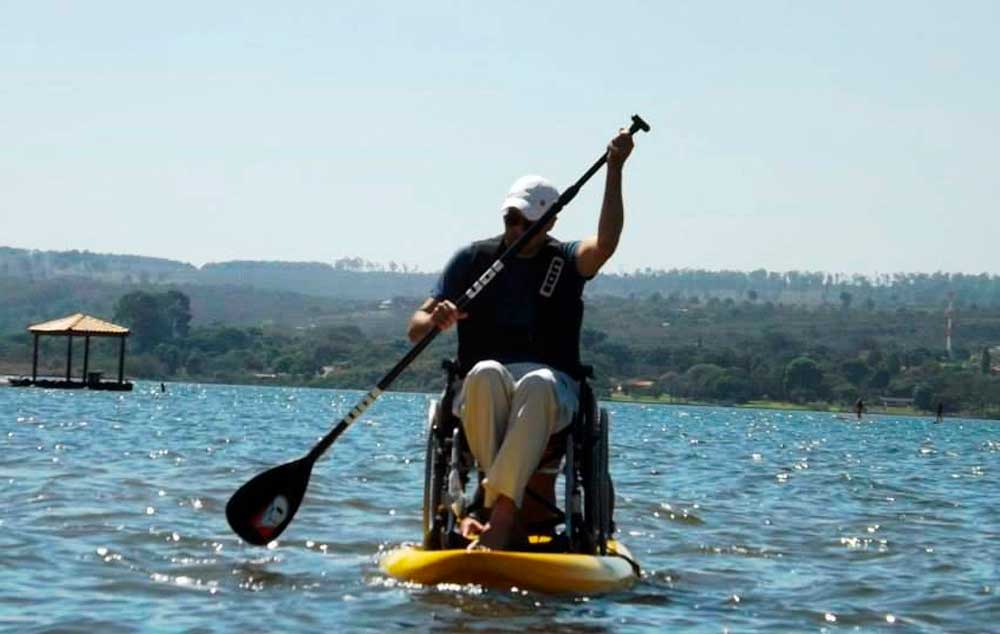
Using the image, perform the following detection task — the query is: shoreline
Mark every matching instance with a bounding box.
[7,373,997,421]
[605,393,997,421]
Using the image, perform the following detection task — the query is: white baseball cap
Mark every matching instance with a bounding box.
[500,175,560,222]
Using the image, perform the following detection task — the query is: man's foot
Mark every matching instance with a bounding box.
[459,516,486,539]
[473,495,527,551]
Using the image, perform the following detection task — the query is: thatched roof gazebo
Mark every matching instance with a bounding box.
[9,313,133,391]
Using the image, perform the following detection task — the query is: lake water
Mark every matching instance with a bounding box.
[1,382,997,633]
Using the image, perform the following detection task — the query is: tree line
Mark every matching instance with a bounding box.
[6,288,992,418]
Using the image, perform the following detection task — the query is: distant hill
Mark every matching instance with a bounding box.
[0,246,195,283]
[2,245,999,308]
[196,260,436,299]
[0,274,412,337]
[0,247,435,300]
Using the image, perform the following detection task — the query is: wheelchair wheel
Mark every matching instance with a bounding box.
[562,382,593,555]
[595,407,611,555]
[562,427,578,550]
[422,399,448,550]
[578,393,612,555]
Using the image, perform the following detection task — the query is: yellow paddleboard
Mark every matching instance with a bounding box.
[380,540,639,594]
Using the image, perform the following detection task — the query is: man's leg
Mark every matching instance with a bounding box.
[457,360,515,473]
[479,367,575,549]
[453,360,514,540]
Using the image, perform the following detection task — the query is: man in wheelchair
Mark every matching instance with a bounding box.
[422,359,615,555]
[406,129,634,550]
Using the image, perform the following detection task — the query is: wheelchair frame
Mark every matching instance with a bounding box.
[422,360,614,555]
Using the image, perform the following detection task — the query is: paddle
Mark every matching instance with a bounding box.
[226,115,651,545]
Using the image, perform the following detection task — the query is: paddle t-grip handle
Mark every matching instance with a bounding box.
[556,113,650,205]
[629,114,650,134]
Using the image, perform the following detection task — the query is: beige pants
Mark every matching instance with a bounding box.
[454,360,579,508]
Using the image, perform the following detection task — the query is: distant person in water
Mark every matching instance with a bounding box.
[855,398,864,420]
[160,382,166,393]
[936,402,943,423]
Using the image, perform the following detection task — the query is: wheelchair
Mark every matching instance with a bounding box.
[421,360,615,555]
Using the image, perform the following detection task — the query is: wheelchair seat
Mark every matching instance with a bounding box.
[422,360,615,555]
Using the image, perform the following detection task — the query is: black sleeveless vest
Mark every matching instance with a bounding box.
[455,235,586,379]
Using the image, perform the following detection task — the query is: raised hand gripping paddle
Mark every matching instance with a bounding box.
[226,115,651,545]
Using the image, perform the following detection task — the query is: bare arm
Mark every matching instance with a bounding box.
[407,297,466,343]
[576,129,634,278]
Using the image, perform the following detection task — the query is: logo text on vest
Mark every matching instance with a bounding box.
[539,257,564,298]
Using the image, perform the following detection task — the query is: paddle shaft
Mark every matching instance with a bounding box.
[227,115,651,545]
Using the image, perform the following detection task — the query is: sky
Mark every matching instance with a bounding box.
[1,1,997,276]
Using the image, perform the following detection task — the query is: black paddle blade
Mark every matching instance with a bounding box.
[226,457,313,545]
